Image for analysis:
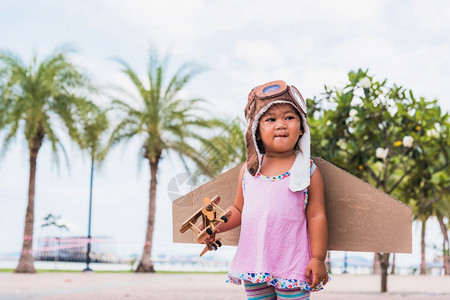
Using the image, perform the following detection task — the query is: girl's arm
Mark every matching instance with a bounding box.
[217,164,245,233]
[305,167,329,287]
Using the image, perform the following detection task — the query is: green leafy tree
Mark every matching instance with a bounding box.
[0,48,96,273]
[308,69,449,291]
[110,50,225,272]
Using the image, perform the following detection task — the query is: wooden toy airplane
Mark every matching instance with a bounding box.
[179,195,232,256]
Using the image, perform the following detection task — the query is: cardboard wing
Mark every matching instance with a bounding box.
[172,157,412,253]
[172,163,243,246]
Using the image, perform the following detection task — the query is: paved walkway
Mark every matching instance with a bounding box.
[0,273,449,299]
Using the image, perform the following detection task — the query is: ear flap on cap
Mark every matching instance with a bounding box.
[245,126,259,176]
[245,87,258,121]
[244,86,260,176]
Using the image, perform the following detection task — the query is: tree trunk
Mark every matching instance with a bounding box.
[379,252,390,292]
[136,158,159,272]
[325,252,331,274]
[390,253,396,275]
[15,135,43,273]
[437,217,449,275]
[420,218,427,275]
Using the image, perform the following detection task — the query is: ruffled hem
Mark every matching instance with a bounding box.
[226,272,326,292]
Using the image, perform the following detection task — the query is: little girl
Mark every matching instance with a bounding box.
[215,80,328,300]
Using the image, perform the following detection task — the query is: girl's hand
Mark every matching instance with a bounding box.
[305,258,329,288]
[198,224,220,243]
[206,228,220,243]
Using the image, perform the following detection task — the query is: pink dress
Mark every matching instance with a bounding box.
[227,164,324,291]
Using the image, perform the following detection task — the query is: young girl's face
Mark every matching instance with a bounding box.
[257,103,303,155]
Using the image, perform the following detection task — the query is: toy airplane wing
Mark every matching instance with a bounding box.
[172,158,412,253]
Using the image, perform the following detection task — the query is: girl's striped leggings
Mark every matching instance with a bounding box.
[244,281,310,300]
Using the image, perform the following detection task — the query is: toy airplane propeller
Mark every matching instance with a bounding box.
[179,195,232,256]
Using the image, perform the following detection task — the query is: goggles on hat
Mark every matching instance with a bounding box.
[254,80,307,116]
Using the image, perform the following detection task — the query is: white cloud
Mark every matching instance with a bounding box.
[330,34,399,67]
[411,0,450,33]
[299,66,350,98]
[233,39,283,67]
[70,0,389,59]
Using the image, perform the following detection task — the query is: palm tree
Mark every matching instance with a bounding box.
[437,210,450,275]
[419,214,430,274]
[0,48,95,273]
[110,50,224,272]
[435,178,450,275]
[409,117,450,275]
[76,102,109,271]
[413,186,450,275]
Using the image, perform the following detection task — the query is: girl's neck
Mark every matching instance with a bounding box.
[264,150,296,159]
[259,151,296,176]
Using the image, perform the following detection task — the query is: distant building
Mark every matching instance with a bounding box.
[35,236,119,263]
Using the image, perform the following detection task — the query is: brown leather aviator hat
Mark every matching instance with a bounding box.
[244,80,311,192]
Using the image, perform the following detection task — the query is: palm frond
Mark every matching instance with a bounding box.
[0,50,26,72]
[0,121,20,158]
[163,63,204,101]
[111,99,138,114]
[0,47,99,168]
[111,49,243,179]
[108,117,140,148]
[42,114,59,154]
[105,84,140,107]
[113,58,148,101]
[166,140,213,177]
[53,138,71,175]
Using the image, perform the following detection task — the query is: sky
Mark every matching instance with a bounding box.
[1,0,449,268]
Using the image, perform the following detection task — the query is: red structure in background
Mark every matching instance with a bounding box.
[35,236,118,263]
